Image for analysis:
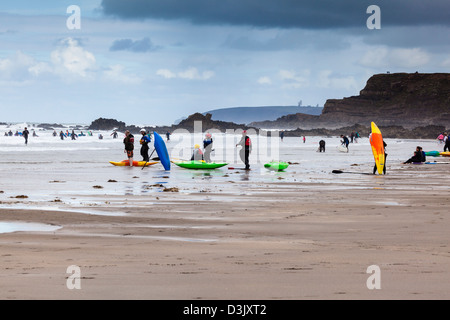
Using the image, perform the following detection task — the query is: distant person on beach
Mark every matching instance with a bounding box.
[280,131,284,141]
[319,140,326,152]
[191,144,204,161]
[98,134,103,140]
[32,130,38,137]
[303,136,306,143]
[52,130,57,137]
[236,130,252,170]
[341,135,349,151]
[8,130,12,136]
[22,127,29,145]
[111,130,118,139]
[71,129,77,140]
[139,129,151,162]
[166,131,171,141]
[444,132,450,152]
[373,140,387,175]
[350,131,354,143]
[123,130,135,166]
[404,146,425,164]
[203,133,213,163]
[59,131,64,140]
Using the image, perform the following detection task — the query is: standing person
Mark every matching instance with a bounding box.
[111,130,118,139]
[139,129,151,162]
[59,131,65,140]
[280,130,284,141]
[319,140,326,152]
[22,127,29,145]
[373,140,387,175]
[123,130,135,166]
[203,132,213,163]
[71,129,77,140]
[444,132,450,152]
[303,136,306,143]
[166,131,171,141]
[350,131,355,143]
[341,135,349,151]
[236,130,252,170]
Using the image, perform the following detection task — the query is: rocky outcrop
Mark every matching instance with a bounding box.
[87,113,254,134]
[251,73,450,130]
[88,118,127,131]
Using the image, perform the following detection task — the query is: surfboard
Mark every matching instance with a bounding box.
[264,161,289,171]
[337,145,348,153]
[370,121,385,175]
[153,131,170,170]
[109,160,158,167]
[439,152,450,157]
[173,160,228,169]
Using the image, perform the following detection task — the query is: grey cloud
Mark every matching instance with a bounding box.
[109,37,160,52]
[101,0,450,29]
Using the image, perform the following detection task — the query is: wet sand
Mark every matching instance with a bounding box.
[1,162,449,300]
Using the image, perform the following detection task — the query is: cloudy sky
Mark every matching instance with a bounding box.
[1,0,449,126]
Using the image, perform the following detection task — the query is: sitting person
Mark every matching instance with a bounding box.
[191,144,204,161]
[404,146,425,164]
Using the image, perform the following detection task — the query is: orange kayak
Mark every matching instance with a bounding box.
[370,122,385,174]
[109,160,158,167]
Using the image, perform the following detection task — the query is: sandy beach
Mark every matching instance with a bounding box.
[1,130,449,300]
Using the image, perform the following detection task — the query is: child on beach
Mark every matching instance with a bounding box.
[191,144,204,161]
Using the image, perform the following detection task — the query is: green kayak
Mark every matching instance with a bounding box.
[425,151,441,157]
[264,161,289,171]
[173,160,228,169]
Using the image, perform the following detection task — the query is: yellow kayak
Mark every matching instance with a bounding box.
[109,160,158,167]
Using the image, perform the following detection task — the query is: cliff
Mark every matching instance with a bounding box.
[250,73,450,130]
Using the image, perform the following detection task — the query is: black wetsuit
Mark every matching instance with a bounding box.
[203,138,213,163]
[238,135,252,169]
[319,140,325,152]
[22,129,29,145]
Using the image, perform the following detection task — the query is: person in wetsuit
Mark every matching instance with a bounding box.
[203,133,213,163]
[373,140,387,174]
[236,130,252,170]
[22,127,29,145]
[319,140,326,152]
[123,130,135,166]
[139,129,151,162]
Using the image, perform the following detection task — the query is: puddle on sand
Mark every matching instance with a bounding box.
[0,221,62,234]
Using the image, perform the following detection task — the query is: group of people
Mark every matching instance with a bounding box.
[437,132,450,151]
[123,129,152,165]
[3,127,39,144]
[122,129,253,170]
[403,146,426,164]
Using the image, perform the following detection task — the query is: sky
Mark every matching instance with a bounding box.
[0,0,449,126]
